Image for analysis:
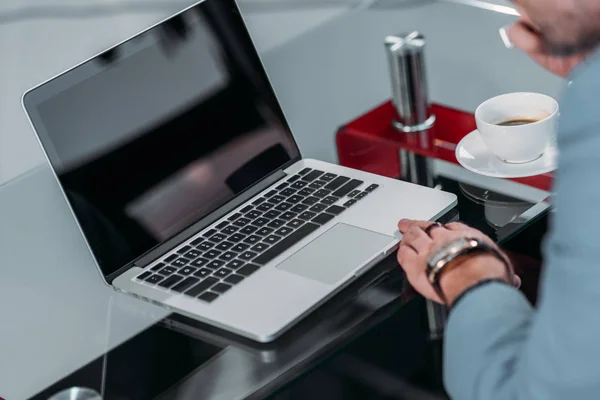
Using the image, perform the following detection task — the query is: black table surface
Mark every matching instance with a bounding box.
[30,174,550,400]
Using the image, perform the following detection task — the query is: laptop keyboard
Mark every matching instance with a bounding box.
[134,168,379,304]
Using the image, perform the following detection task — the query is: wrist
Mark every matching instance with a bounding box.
[440,254,509,306]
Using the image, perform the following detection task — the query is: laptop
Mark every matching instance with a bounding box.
[22,0,457,342]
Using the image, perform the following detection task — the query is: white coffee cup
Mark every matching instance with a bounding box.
[475,92,559,164]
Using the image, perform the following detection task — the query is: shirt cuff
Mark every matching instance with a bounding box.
[449,278,513,313]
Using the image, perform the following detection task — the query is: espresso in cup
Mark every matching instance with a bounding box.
[475,93,559,164]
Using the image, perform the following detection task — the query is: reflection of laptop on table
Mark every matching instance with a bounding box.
[22,0,456,342]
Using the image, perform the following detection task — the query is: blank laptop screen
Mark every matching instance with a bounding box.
[23,0,300,278]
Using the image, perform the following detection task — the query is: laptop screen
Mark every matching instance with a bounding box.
[23,0,301,278]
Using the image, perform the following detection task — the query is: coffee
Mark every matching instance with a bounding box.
[496,117,540,127]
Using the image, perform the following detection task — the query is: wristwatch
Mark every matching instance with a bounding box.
[427,237,514,305]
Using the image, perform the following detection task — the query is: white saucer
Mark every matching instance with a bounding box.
[455,130,558,178]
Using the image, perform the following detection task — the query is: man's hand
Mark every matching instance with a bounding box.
[397,220,515,306]
[508,12,588,77]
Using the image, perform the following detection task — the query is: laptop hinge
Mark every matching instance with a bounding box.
[107,168,288,284]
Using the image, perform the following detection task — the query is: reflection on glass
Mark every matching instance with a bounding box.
[24,1,300,278]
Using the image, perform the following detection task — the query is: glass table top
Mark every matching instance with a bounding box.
[0,1,559,399]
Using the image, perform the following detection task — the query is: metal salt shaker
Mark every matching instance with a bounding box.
[384,31,436,133]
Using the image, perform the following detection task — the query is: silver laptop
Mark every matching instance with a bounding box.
[22,0,456,342]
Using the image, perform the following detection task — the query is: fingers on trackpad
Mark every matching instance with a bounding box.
[276,223,395,284]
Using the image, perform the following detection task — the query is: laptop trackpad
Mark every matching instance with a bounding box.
[276,223,395,285]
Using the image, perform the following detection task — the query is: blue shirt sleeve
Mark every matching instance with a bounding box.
[443,55,600,400]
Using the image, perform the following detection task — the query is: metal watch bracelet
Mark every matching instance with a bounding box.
[426,237,514,306]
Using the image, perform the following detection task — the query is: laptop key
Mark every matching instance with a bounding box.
[313,189,331,198]
[239,251,258,261]
[287,174,301,183]
[291,181,308,190]
[158,275,183,288]
[214,268,232,278]
[324,176,350,191]
[344,199,358,207]
[165,254,178,262]
[264,210,281,219]
[151,262,166,272]
[356,192,369,199]
[301,170,324,182]
[268,195,286,204]
[193,268,212,278]
[253,223,320,265]
[298,188,315,197]
[228,213,242,222]
[287,219,305,229]
[298,211,317,220]
[244,235,261,245]
[233,218,251,227]
[333,179,364,197]
[190,237,204,246]
[247,210,262,219]
[177,245,192,255]
[191,258,209,267]
[227,260,245,270]
[137,271,151,281]
[252,217,270,227]
[348,190,361,198]
[232,243,251,252]
[172,258,190,267]
[274,203,292,213]
[280,188,296,197]
[251,243,269,253]
[209,233,228,243]
[240,226,258,235]
[365,184,379,192]
[145,274,164,284]
[237,264,260,277]
[308,181,326,189]
[256,227,274,236]
[180,266,196,276]
[280,211,297,221]
[263,235,282,245]
[159,266,177,275]
[186,277,219,297]
[204,250,222,259]
[219,251,237,261]
[321,173,337,181]
[222,226,238,235]
[321,196,339,205]
[252,197,266,205]
[276,182,289,190]
[257,203,274,212]
[287,195,304,204]
[198,292,219,303]
[184,249,202,259]
[171,277,199,293]
[326,205,346,215]
[298,168,312,176]
[275,226,294,236]
[215,242,234,251]
[197,241,215,251]
[207,260,226,269]
[290,204,308,213]
[203,229,218,238]
[229,233,246,243]
[301,197,319,206]
[212,283,233,294]
[309,203,328,212]
[240,205,254,213]
[264,190,278,198]
[312,213,335,225]
[216,221,229,230]
[268,219,286,228]
[225,274,245,285]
